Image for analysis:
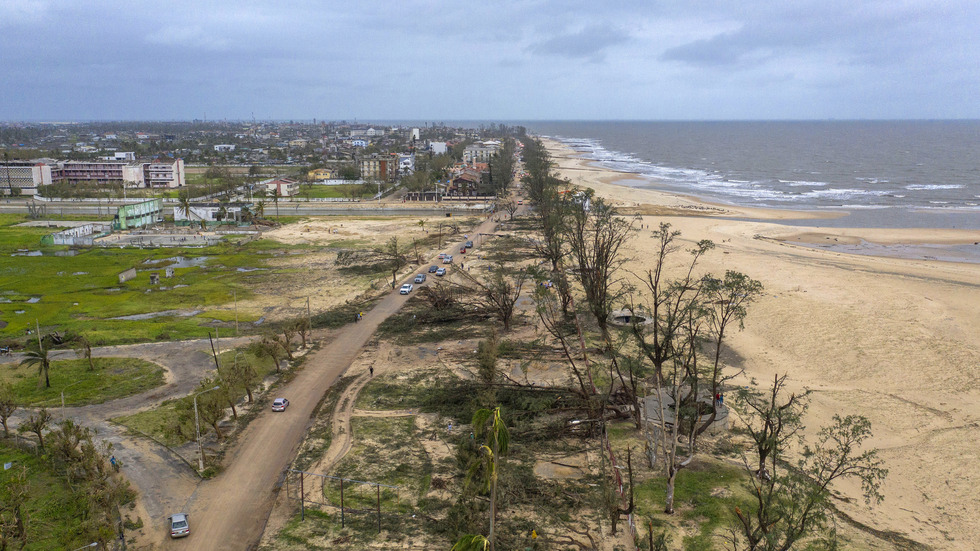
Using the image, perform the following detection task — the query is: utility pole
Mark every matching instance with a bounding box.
[306,296,311,334]
[234,291,239,336]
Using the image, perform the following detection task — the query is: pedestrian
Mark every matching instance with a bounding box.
[369,366,374,377]
[354,313,359,323]
[719,393,724,406]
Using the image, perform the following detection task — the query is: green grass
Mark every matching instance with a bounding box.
[0,219,324,345]
[113,396,192,447]
[0,442,93,550]
[114,347,279,446]
[635,458,749,550]
[1,357,164,406]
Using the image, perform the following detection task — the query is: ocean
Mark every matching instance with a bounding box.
[526,121,980,231]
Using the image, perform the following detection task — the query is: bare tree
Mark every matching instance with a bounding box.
[500,199,519,220]
[563,192,636,343]
[734,374,809,480]
[0,382,16,437]
[73,333,96,371]
[19,407,52,450]
[458,265,529,331]
[730,408,887,551]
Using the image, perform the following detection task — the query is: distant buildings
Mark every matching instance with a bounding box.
[0,157,185,195]
[214,144,236,152]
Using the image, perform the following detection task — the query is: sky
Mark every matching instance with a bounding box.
[2,0,979,121]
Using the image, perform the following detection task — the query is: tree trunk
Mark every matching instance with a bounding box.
[664,468,677,514]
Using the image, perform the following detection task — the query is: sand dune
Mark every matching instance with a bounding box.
[544,138,980,550]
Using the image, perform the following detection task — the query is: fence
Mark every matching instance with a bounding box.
[283,469,405,533]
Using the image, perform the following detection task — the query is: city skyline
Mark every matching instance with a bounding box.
[2,1,979,121]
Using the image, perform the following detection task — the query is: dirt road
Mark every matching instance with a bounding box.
[165,216,501,549]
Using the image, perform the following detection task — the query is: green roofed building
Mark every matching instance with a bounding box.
[113,199,163,230]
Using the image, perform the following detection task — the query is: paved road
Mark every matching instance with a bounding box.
[162,214,501,550]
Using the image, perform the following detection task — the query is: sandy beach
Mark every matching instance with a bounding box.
[543,138,980,550]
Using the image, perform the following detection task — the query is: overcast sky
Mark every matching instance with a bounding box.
[2,0,978,121]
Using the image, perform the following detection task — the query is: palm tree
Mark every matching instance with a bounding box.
[20,335,52,388]
[178,192,192,224]
[468,407,509,551]
[451,535,490,551]
[417,219,426,233]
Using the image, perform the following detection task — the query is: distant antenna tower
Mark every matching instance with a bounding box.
[252,112,256,124]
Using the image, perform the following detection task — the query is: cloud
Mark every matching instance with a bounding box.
[527,24,629,61]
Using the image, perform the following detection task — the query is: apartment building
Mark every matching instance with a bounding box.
[0,161,54,195]
[358,154,397,182]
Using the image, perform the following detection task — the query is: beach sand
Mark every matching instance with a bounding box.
[544,138,980,550]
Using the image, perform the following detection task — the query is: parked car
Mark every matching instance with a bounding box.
[518,200,523,205]
[271,398,289,412]
[414,273,426,283]
[460,247,467,254]
[169,513,190,538]
[443,255,453,264]
[465,241,474,248]
[438,253,446,260]
[428,265,439,273]
[436,267,447,276]
[400,283,414,294]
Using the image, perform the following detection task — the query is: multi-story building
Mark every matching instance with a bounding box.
[143,158,185,189]
[358,154,397,182]
[1,157,186,193]
[0,161,54,195]
[463,141,500,165]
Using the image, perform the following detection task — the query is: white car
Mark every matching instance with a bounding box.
[399,283,414,294]
[271,398,289,412]
[443,255,453,264]
[414,273,427,283]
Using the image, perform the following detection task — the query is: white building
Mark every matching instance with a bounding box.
[214,144,236,152]
[0,161,54,195]
[410,128,420,141]
[429,141,448,155]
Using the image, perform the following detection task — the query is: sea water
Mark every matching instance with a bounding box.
[527,121,980,231]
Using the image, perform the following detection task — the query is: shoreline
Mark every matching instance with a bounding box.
[541,135,980,550]
[541,137,980,264]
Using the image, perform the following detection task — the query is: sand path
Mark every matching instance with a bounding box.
[159,214,502,550]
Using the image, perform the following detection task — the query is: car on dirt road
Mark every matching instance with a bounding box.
[400,283,414,294]
[169,513,190,538]
[443,255,453,264]
[414,273,427,283]
[428,265,439,273]
[271,398,289,412]
[465,240,474,248]
[436,267,447,276]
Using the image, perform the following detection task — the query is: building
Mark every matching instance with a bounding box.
[463,141,500,165]
[358,154,397,182]
[261,178,299,197]
[410,128,420,141]
[144,158,185,189]
[307,168,337,181]
[351,139,367,148]
[113,199,163,230]
[429,141,448,155]
[0,161,54,195]
[54,160,146,187]
[174,202,251,224]
[214,144,236,152]
[52,158,185,189]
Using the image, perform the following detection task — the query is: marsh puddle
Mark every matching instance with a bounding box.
[110,309,201,321]
[26,297,40,303]
[11,250,42,257]
[141,256,211,270]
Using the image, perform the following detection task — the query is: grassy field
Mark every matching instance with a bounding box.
[1,357,165,406]
[112,348,277,446]
[0,442,93,550]
[0,214,313,346]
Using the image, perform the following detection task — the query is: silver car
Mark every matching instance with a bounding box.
[169,513,190,538]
